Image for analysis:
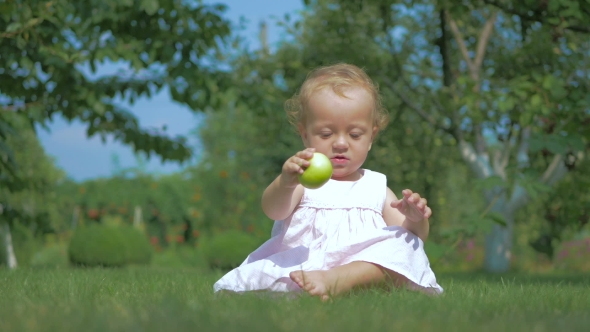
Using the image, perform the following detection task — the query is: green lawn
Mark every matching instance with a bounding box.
[0,267,589,331]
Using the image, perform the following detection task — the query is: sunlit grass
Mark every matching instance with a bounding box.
[0,267,588,331]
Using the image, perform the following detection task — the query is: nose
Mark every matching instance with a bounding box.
[333,134,348,151]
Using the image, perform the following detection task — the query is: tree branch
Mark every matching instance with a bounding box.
[383,23,448,117]
[1,102,42,112]
[381,77,438,128]
[473,12,498,74]
[380,28,452,136]
[474,124,487,154]
[510,151,585,213]
[459,140,493,179]
[540,154,567,185]
[446,10,497,83]
[493,135,511,179]
[482,0,590,34]
[0,18,44,39]
[446,11,476,79]
[516,126,531,169]
[438,9,452,87]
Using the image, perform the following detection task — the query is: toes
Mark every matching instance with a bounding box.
[303,281,316,292]
[289,271,304,287]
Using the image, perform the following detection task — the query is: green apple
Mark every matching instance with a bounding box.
[298,152,333,189]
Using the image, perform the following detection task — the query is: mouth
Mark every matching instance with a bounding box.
[331,155,349,164]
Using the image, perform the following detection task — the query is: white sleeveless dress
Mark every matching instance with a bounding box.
[213,169,443,294]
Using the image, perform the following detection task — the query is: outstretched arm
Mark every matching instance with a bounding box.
[382,187,431,242]
[262,176,304,221]
[261,148,314,220]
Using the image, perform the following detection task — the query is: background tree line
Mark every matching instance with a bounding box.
[1,0,589,272]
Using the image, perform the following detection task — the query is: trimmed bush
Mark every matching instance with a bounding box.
[200,230,262,270]
[68,223,153,267]
[30,244,69,268]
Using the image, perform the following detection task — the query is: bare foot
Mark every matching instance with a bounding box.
[289,270,337,302]
[289,262,420,301]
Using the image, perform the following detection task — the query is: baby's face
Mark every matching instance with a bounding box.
[299,86,377,182]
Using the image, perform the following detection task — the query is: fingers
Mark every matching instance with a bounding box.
[401,189,414,198]
[392,190,432,220]
[424,206,432,219]
[284,149,315,174]
[417,197,427,209]
[285,159,306,175]
[293,148,315,173]
[296,148,315,160]
[404,190,427,207]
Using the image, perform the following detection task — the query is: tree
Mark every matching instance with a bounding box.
[180,3,474,246]
[0,113,65,268]
[264,0,590,272]
[0,0,231,174]
[420,0,589,272]
[295,0,590,272]
[0,0,232,268]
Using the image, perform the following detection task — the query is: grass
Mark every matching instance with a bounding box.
[0,267,589,332]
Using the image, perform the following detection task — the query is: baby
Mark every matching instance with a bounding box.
[214,63,442,300]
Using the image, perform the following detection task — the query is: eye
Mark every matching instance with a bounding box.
[350,133,362,139]
[320,132,332,138]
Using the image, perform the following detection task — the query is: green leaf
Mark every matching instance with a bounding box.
[486,212,507,226]
[550,85,568,99]
[140,0,159,15]
[563,133,586,151]
[475,175,508,191]
[519,111,533,126]
[6,22,21,33]
[16,36,26,49]
[545,136,569,154]
[531,94,543,108]
[424,242,451,261]
[529,133,546,153]
[498,97,514,112]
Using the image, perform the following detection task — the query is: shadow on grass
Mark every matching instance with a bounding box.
[439,271,590,286]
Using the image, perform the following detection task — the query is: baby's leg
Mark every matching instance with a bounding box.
[289,261,410,301]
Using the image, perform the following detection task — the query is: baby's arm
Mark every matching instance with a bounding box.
[261,177,304,220]
[382,187,430,242]
[261,148,314,220]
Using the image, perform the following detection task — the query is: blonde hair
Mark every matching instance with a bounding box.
[285,63,389,133]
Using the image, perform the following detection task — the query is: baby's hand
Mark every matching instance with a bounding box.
[279,148,315,188]
[390,189,432,223]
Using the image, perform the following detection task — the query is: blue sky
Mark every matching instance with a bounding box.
[36,0,304,181]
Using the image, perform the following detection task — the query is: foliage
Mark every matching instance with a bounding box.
[2,220,41,267]
[200,230,263,270]
[0,113,64,260]
[29,242,69,268]
[0,0,232,190]
[53,172,197,240]
[68,223,153,267]
[273,0,590,272]
[554,236,590,272]
[184,9,464,245]
[526,158,590,257]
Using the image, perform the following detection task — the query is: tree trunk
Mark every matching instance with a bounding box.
[483,196,514,273]
[71,206,80,229]
[133,206,142,228]
[1,222,18,269]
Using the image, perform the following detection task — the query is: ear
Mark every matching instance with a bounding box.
[298,123,310,148]
[368,126,379,151]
